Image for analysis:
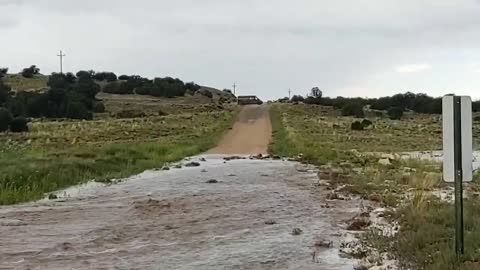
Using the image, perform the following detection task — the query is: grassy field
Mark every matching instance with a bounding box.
[5,74,49,91]
[0,110,236,205]
[269,103,480,270]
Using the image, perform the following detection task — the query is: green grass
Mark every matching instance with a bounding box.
[0,111,236,205]
[269,103,480,270]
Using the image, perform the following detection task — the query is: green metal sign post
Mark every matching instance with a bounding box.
[442,95,473,257]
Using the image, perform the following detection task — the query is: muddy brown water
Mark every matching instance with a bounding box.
[0,157,361,269]
[0,106,361,269]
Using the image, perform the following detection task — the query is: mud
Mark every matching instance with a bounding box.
[207,105,272,155]
[0,156,362,270]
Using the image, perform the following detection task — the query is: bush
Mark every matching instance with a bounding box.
[94,72,117,82]
[93,102,106,113]
[0,80,12,104]
[304,96,321,104]
[361,119,373,128]
[291,95,305,102]
[0,67,7,78]
[9,117,28,132]
[342,103,365,118]
[200,89,213,98]
[0,107,13,132]
[351,121,364,131]
[104,81,134,95]
[118,75,130,80]
[66,102,92,120]
[21,65,40,78]
[388,107,404,120]
[76,70,95,79]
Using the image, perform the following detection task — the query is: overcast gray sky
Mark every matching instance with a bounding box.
[1,0,480,100]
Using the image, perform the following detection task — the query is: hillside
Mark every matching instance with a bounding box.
[2,73,236,117]
[4,74,48,92]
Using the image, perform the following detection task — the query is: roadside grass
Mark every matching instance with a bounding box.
[269,103,480,270]
[0,110,236,205]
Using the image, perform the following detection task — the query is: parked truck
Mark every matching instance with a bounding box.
[237,96,263,105]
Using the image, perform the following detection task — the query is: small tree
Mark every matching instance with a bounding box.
[21,65,40,78]
[0,67,8,78]
[311,87,322,98]
[387,107,404,120]
[341,103,365,118]
[0,107,13,132]
[9,117,28,132]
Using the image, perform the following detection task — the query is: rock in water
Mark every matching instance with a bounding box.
[292,228,303,235]
[265,220,277,225]
[205,179,218,184]
[185,162,201,167]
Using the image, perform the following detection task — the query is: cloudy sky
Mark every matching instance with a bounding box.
[1,0,480,100]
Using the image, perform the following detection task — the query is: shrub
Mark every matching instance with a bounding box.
[351,121,364,131]
[361,119,373,128]
[104,81,133,95]
[94,72,117,82]
[0,67,7,78]
[9,117,28,132]
[21,65,40,78]
[388,107,404,120]
[0,80,12,104]
[66,102,92,120]
[0,107,13,132]
[342,103,365,118]
[304,96,321,104]
[76,70,95,79]
[118,75,130,80]
[291,95,305,102]
[65,72,77,84]
[93,102,106,113]
[201,90,213,98]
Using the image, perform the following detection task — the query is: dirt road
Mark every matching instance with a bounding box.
[208,105,272,155]
[0,105,360,270]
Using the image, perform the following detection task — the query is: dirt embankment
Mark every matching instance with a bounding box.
[208,105,272,155]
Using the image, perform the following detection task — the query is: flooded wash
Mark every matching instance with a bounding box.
[0,156,360,270]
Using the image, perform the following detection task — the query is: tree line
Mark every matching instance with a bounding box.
[0,71,102,132]
[103,75,201,97]
[289,89,480,119]
[0,66,209,132]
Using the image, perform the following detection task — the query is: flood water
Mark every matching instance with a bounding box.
[0,155,360,270]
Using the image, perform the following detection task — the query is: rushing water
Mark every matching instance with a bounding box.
[0,155,360,270]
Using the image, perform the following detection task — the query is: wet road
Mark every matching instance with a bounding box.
[0,156,360,270]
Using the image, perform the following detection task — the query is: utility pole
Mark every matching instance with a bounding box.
[57,50,66,74]
[233,83,237,96]
[288,89,292,99]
